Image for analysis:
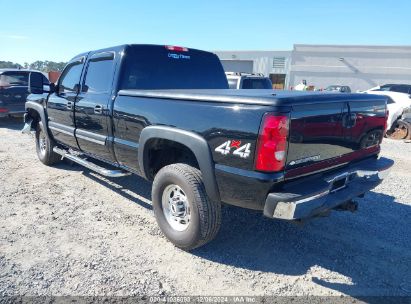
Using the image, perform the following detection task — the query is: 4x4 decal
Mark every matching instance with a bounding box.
[215,140,251,158]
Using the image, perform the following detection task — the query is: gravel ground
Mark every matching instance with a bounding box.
[0,117,411,299]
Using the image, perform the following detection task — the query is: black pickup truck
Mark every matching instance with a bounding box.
[23,44,393,250]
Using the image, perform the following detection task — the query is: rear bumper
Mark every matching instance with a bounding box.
[0,104,25,117]
[263,157,393,220]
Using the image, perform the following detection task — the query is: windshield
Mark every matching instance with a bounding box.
[376,85,392,91]
[375,85,411,93]
[119,45,228,90]
[241,78,272,89]
[325,86,341,91]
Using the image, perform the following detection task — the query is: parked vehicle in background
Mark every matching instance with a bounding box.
[363,90,411,132]
[325,85,351,93]
[226,72,272,89]
[23,44,392,250]
[393,107,411,139]
[386,97,406,133]
[361,84,411,94]
[0,69,49,117]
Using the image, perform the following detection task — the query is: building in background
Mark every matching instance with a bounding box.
[290,44,411,92]
[213,50,291,89]
[214,44,411,91]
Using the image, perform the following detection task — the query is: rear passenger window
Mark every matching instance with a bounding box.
[83,57,114,93]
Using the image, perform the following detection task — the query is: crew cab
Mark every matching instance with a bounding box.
[0,69,49,117]
[23,44,393,250]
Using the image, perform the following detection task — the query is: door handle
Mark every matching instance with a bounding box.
[66,101,73,110]
[94,104,103,114]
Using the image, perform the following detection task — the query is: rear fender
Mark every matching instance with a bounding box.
[138,126,220,202]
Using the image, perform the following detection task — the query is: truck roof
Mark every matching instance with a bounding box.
[118,89,388,106]
[70,44,216,62]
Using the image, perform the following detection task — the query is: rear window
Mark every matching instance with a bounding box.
[0,72,28,86]
[119,45,228,90]
[242,78,272,89]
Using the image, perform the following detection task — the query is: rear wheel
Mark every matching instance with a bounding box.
[35,122,61,165]
[152,163,221,250]
[359,129,383,148]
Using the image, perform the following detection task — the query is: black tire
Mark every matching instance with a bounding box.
[152,163,221,250]
[359,129,383,149]
[35,122,61,166]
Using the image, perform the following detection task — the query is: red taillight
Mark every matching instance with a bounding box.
[255,113,289,172]
[0,108,8,113]
[165,45,188,52]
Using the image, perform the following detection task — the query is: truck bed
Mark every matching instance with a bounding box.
[116,89,388,186]
[118,89,386,107]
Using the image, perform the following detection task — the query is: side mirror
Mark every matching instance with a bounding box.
[54,83,62,95]
[44,83,56,94]
[28,72,44,94]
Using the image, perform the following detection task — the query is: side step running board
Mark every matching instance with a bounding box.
[53,147,131,178]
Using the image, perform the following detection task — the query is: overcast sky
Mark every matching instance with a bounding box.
[1,0,410,64]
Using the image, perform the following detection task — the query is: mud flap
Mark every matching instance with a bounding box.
[21,115,34,135]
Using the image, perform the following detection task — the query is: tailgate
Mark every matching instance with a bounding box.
[285,96,387,179]
[0,86,29,106]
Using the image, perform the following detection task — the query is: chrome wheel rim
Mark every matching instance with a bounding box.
[39,130,47,156]
[161,184,190,231]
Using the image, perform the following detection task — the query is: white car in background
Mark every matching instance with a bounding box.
[364,90,411,130]
[360,84,411,94]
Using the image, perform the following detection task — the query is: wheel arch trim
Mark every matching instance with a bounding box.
[138,126,220,202]
[25,101,49,137]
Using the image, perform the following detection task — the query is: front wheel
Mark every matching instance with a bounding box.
[387,120,411,140]
[152,163,221,250]
[35,122,61,166]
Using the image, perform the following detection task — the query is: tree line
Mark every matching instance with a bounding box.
[0,60,66,72]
